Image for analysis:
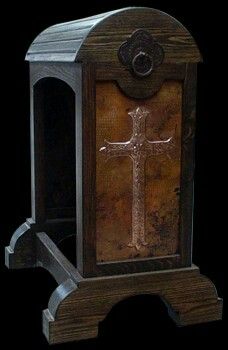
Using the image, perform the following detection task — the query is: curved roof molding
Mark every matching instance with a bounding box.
[26,7,201,63]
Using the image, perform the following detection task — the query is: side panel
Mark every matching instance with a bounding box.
[79,63,196,277]
[96,81,182,262]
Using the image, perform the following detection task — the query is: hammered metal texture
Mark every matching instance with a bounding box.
[96,81,182,262]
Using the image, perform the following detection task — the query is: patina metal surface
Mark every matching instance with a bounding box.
[96,80,182,262]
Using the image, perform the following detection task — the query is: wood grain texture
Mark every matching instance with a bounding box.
[43,265,222,344]
[79,8,201,64]
[26,8,201,64]
[96,63,186,99]
[96,81,182,263]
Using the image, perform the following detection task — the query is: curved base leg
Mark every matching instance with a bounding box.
[5,218,37,269]
[5,218,76,269]
[43,265,223,344]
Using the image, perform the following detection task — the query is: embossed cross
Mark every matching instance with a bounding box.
[100,107,175,250]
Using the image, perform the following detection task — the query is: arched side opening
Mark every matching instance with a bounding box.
[99,294,175,340]
[33,78,76,222]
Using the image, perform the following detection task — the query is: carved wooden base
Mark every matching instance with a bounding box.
[43,266,222,344]
[5,231,222,345]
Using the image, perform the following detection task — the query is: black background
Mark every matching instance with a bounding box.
[1,0,226,348]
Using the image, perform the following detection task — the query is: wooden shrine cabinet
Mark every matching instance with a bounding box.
[5,7,222,344]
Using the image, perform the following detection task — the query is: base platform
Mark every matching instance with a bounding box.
[5,230,223,344]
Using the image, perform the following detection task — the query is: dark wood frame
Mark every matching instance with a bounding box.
[76,62,197,277]
[5,62,81,269]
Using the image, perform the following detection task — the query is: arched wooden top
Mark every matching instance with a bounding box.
[26,7,201,64]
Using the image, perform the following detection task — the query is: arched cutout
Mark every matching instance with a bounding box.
[33,78,76,220]
[99,294,175,341]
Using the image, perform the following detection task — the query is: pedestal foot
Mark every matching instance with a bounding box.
[43,265,223,344]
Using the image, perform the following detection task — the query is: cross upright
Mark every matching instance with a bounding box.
[100,106,175,250]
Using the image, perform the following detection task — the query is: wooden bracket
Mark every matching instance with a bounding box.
[5,218,75,269]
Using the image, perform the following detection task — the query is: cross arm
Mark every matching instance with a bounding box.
[99,140,131,158]
[145,134,176,156]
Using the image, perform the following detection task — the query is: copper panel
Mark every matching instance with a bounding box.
[96,81,182,262]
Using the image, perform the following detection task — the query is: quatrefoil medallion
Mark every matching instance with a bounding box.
[118,29,164,78]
